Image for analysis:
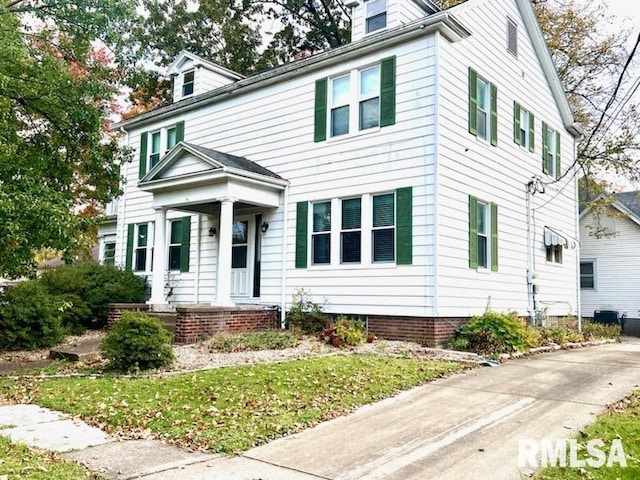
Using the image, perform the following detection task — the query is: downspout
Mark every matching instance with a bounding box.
[118,127,129,268]
[526,182,534,323]
[573,138,582,333]
[280,185,290,329]
[194,214,202,304]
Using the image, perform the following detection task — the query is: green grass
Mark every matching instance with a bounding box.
[0,436,100,479]
[208,330,299,353]
[537,391,640,479]
[0,355,462,453]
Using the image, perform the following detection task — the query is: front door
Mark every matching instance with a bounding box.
[231,218,252,297]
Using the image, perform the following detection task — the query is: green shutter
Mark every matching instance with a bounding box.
[175,120,185,143]
[380,56,396,127]
[396,187,413,265]
[468,67,478,136]
[528,111,535,153]
[491,203,498,272]
[469,196,478,269]
[555,131,561,180]
[295,202,308,268]
[513,102,521,145]
[490,83,498,146]
[542,122,550,174]
[314,78,327,142]
[139,132,148,179]
[180,216,191,272]
[125,223,134,271]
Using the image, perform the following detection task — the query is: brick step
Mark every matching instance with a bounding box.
[147,313,177,334]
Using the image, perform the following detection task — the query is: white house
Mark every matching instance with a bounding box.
[580,191,640,333]
[102,0,582,345]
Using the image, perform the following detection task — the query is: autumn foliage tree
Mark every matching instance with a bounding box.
[0,0,134,277]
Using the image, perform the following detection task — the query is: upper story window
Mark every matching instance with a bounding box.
[182,70,195,97]
[314,56,395,142]
[542,122,561,180]
[468,68,498,146]
[514,102,535,152]
[139,121,185,179]
[507,18,518,56]
[329,65,382,138]
[365,0,387,33]
[546,244,563,264]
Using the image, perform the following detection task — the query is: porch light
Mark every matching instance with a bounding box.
[260,222,269,233]
[208,227,217,237]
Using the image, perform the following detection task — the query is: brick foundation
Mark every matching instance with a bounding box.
[366,316,469,347]
[107,303,150,327]
[174,306,279,344]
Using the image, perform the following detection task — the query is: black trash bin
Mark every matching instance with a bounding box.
[593,310,620,325]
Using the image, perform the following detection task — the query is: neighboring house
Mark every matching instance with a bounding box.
[580,192,640,332]
[101,0,582,345]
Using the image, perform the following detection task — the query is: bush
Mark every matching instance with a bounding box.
[208,330,299,353]
[323,317,366,347]
[100,312,174,372]
[0,282,66,350]
[40,262,148,329]
[448,311,530,355]
[582,321,621,340]
[537,326,582,345]
[285,289,327,333]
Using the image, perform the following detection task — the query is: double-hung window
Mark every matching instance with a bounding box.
[125,222,153,272]
[103,241,116,266]
[314,57,396,142]
[580,261,595,289]
[468,68,498,146]
[365,0,387,33]
[341,198,361,263]
[169,216,191,272]
[469,196,498,271]
[542,122,561,180]
[139,121,185,179]
[182,70,195,97]
[312,202,331,264]
[372,193,395,262]
[514,102,535,151]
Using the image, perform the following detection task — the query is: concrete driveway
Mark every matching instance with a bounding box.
[142,338,640,479]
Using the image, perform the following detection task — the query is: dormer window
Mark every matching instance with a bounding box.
[365,0,386,34]
[182,70,195,97]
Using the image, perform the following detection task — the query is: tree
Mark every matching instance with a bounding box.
[0,0,134,278]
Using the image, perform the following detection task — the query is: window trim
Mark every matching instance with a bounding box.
[546,244,563,265]
[372,192,396,263]
[182,69,195,97]
[469,196,498,272]
[340,197,362,264]
[311,201,332,265]
[542,122,561,180]
[365,0,387,34]
[102,238,116,266]
[168,219,183,271]
[133,222,154,273]
[468,68,498,146]
[580,259,596,290]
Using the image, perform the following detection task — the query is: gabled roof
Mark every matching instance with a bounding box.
[412,0,441,14]
[580,191,640,227]
[140,142,284,186]
[166,51,244,81]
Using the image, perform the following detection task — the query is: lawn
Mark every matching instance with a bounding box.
[0,355,462,453]
[0,436,99,479]
[537,391,640,479]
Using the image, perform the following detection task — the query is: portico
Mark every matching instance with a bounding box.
[138,142,287,308]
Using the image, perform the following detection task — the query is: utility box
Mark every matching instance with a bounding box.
[593,310,620,325]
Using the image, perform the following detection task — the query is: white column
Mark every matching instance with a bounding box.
[149,208,167,306]
[216,198,235,306]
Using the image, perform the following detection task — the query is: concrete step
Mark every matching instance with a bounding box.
[50,338,102,363]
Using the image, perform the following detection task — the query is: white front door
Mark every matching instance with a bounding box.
[230,218,253,297]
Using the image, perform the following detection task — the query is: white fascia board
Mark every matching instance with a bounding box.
[115,12,470,131]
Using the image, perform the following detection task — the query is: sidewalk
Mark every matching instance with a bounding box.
[1,338,639,479]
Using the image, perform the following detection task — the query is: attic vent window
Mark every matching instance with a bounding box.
[365,0,386,34]
[182,70,195,97]
[507,18,518,56]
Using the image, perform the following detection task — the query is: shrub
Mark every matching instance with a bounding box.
[449,311,530,355]
[582,321,621,340]
[40,262,148,329]
[100,312,174,372]
[208,330,299,353]
[323,317,366,347]
[537,326,582,345]
[285,289,327,333]
[0,282,66,350]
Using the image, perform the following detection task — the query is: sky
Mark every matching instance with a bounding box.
[605,0,640,39]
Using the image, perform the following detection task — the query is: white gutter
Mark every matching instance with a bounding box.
[280,185,290,329]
